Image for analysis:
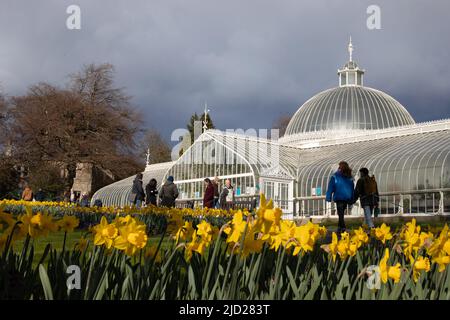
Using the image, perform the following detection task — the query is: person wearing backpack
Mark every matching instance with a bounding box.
[159,176,179,208]
[325,161,355,234]
[354,167,379,229]
[129,173,145,208]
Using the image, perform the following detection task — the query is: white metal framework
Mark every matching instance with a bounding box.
[91,40,450,217]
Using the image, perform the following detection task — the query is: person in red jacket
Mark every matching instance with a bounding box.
[203,178,215,209]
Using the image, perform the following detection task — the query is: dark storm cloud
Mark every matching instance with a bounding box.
[1,0,449,143]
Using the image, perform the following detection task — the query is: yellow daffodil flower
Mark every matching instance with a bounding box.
[113,219,148,256]
[412,256,431,282]
[379,248,402,283]
[57,215,79,233]
[374,223,393,244]
[93,216,118,249]
[174,221,194,243]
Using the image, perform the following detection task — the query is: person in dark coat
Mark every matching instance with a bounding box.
[93,199,103,207]
[203,178,215,209]
[80,193,90,207]
[325,161,355,234]
[129,173,145,208]
[145,178,158,206]
[34,188,46,202]
[354,168,379,229]
[159,176,179,208]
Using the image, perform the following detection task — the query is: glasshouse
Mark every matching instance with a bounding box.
[92,40,450,216]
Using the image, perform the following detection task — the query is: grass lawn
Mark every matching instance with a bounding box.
[5,218,448,265]
[7,229,172,266]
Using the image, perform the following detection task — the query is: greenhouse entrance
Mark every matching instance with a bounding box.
[261,178,294,213]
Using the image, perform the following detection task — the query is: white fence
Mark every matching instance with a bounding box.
[292,188,450,219]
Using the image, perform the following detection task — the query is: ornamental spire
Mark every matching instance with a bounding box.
[348,36,353,62]
[146,148,150,166]
[144,147,151,171]
[202,101,210,132]
[337,37,365,86]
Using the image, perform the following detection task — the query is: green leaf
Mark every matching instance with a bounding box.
[39,264,54,300]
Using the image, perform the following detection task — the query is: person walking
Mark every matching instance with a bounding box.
[129,173,145,208]
[145,178,158,206]
[22,185,34,201]
[63,189,71,203]
[34,188,45,202]
[212,176,220,208]
[80,193,90,207]
[159,176,179,208]
[219,179,235,210]
[354,168,379,229]
[203,178,215,209]
[325,161,355,234]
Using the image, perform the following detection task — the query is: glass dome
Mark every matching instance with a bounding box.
[285,38,415,136]
[285,86,415,135]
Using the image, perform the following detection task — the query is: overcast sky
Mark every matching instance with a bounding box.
[1,0,449,143]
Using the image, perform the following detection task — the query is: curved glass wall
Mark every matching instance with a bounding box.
[90,125,450,213]
[91,162,174,207]
[163,130,300,199]
[296,130,450,197]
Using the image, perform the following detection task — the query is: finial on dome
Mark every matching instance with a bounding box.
[144,147,151,171]
[202,101,210,132]
[348,36,353,62]
[338,36,364,87]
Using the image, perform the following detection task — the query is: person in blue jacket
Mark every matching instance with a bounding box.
[326,161,355,234]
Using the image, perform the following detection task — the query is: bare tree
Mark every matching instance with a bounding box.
[0,91,20,198]
[141,129,172,165]
[0,92,8,147]
[272,114,292,137]
[10,64,143,190]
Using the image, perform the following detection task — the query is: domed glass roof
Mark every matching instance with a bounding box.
[285,86,415,135]
[285,38,415,136]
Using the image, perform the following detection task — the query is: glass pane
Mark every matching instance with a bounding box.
[348,72,355,85]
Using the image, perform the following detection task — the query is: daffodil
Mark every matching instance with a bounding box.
[57,215,79,233]
[337,234,349,260]
[166,213,184,234]
[185,230,207,261]
[31,212,58,232]
[379,248,402,283]
[114,219,148,256]
[373,223,393,244]
[240,227,264,258]
[18,212,58,238]
[92,216,118,249]
[225,211,247,243]
[412,256,431,282]
[174,221,194,243]
[433,253,450,272]
[196,220,215,244]
[323,232,339,262]
[427,224,448,257]
[352,227,369,248]
[254,194,282,236]
[0,212,15,232]
[75,237,89,252]
[426,224,450,272]
[443,239,450,256]
[329,232,338,261]
[292,222,316,254]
